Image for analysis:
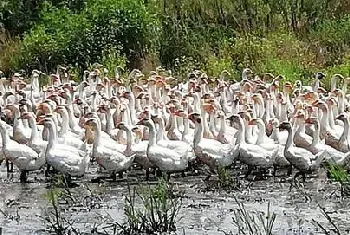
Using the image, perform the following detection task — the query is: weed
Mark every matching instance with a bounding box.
[105,179,183,234]
[327,164,350,197]
[312,204,342,235]
[203,166,242,192]
[222,195,277,235]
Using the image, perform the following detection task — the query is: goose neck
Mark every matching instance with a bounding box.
[156,119,166,141]
[312,123,320,146]
[236,118,246,144]
[255,120,266,144]
[147,121,157,147]
[193,120,203,147]
[28,117,39,142]
[285,127,293,151]
[219,116,226,135]
[58,110,69,137]
[0,124,8,147]
[125,127,132,153]
[47,123,58,150]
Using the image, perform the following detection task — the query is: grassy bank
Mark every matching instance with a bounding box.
[1,0,350,81]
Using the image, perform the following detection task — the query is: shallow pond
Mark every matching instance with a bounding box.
[0,165,349,235]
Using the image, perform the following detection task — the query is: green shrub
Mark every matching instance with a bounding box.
[6,0,158,73]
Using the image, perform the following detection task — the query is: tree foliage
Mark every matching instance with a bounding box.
[1,0,350,79]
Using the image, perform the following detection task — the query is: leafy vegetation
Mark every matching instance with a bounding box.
[114,179,183,234]
[1,0,350,80]
[327,164,350,197]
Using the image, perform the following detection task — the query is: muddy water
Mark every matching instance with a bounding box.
[0,165,350,235]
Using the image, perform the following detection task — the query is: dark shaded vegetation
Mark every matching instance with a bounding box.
[1,0,350,80]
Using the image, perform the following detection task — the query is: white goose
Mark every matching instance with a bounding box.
[84,118,135,180]
[20,112,47,153]
[305,117,350,169]
[189,113,234,171]
[42,118,90,184]
[136,117,189,176]
[0,120,45,182]
[230,115,276,178]
[279,121,327,182]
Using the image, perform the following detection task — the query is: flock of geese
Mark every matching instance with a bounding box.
[0,67,350,184]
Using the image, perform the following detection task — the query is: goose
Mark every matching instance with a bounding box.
[189,113,234,171]
[20,112,47,153]
[278,121,327,182]
[136,117,189,177]
[305,117,350,169]
[42,118,90,184]
[150,114,195,161]
[84,118,135,180]
[55,106,84,149]
[229,115,277,178]
[248,118,290,176]
[116,123,154,178]
[268,118,288,145]
[6,103,30,144]
[173,110,194,145]
[0,120,45,182]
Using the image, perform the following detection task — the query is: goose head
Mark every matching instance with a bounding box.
[42,118,55,128]
[84,118,99,131]
[202,103,215,114]
[304,117,319,126]
[115,122,130,131]
[283,81,293,93]
[188,113,201,123]
[55,105,67,114]
[262,73,274,83]
[316,72,326,80]
[242,68,253,80]
[278,121,292,131]
[20,111,36,120]
[335,113,348,122]
[72,98,85,106]
[331,74,344,84]
[331,88,343,97]
[312,99,327,111]
[238,111,252,122]
[174,110,188,118]
[216,111,225,119]
[136,117,154,127]
[294,110,305,119]
[248,118,263,126]
[131,126,143,139]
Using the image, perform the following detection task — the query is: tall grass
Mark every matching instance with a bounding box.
[113,179,183,234]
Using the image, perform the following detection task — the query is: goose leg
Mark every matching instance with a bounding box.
[20,170,27,183]
[293,171,305,182]
[111,171,117,182]
[6,160,13,173]
[287,165,293,177]
[65,174,72,186]
[273,165,277,178]
[145,169,150,181]
[45,165,51,177]
[165,172,171,181]
[245,165,253,178]
[156,169,163,178]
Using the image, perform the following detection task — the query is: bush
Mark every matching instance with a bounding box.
[5,0,158,73]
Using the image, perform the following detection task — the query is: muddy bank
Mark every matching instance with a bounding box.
[0,166,349,235]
